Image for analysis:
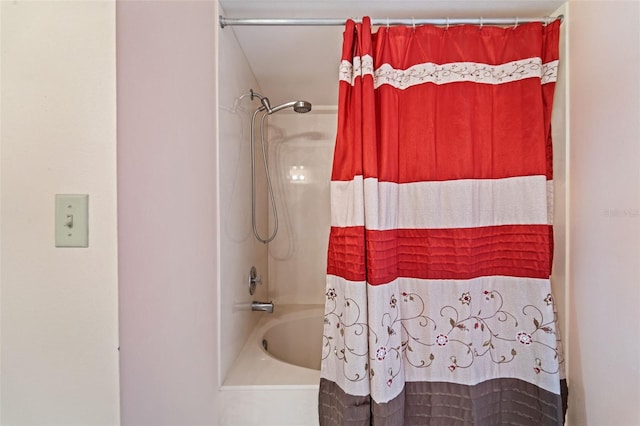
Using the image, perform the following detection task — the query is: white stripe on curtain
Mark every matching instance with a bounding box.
[331,175,550,229]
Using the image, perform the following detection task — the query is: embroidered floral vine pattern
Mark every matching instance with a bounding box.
[323,286,564,384]
[322,288,371,383]
[339,56,558,89]
[438,290,564,374]
[540,60,559,84]
[338,56,374,85]
[441,289,519,371]
[531,292,566,375]
[384,292,437,369]
[373,291,442,388]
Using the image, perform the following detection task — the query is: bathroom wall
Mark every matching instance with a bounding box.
[4,2,637,426]
[267,109,337,305]
[116,1,220,424]
[551,2,569,366]
[0,1,120,424]
[217,8,270,383]
[568,1,640,425]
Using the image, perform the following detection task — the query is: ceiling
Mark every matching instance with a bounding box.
[218,1,565,106]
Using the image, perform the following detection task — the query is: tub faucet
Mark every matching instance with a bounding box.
[251,301,274,313]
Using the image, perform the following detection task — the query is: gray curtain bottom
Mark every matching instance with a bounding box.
[319,378,568,426]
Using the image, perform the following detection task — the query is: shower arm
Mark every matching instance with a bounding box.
[264,101,296,115]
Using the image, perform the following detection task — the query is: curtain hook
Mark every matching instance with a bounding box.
[514,17,519,29]
[386,17,390,29]
[479,16,483,30]
[544,16,551,26]
[445,17,450,30]
[412,16,416,32]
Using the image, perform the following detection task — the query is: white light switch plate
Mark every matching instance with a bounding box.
[55,194,89,247]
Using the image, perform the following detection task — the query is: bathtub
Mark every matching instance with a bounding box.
[220,304,324,425]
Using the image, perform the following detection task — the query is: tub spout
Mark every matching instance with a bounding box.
[251,301,274,313]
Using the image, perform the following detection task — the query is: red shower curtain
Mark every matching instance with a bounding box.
[320,17,565,425]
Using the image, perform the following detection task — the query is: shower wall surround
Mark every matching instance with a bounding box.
[217,9,270,384]
[267,110,338,305]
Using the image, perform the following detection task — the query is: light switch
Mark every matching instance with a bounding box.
[55,194,89,247]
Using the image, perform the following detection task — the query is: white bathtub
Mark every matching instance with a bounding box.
[220,304,324,425]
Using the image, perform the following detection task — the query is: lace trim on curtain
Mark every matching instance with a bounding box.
[339,55,559,88]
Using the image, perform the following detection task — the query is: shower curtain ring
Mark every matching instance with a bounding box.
[445,17,449,30]
[479,16,484,30]
[412,16,416,32]
[514,17,519,29]
[386,17,390,29]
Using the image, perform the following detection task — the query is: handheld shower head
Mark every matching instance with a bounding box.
[267,100,312,115]
[248,89,312,115]
[246,89,312,244]
[293,101,312,114]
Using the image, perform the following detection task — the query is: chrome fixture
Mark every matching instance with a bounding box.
[250,89,312,115]
[220,15,564,28]
[248,266,262,296]
[251,301,274,313]
[248,89,312,244]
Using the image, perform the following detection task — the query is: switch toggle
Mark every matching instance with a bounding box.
[55,194,88,247]
[65,214,74,228]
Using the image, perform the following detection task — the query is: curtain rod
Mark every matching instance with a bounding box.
[219,15,563,28]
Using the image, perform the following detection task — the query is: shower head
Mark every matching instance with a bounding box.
[267,100,312,115]
[293,100,312,114]
[248,89,312,115]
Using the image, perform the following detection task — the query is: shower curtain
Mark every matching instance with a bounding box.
[320,17,566,425]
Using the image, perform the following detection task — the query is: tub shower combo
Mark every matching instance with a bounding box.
[220,88,325,425]
[220,11,566,426]
[245,89,313,316]
[228,88,320,348]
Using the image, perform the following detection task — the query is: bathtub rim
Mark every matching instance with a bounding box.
[221,303,324,389]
